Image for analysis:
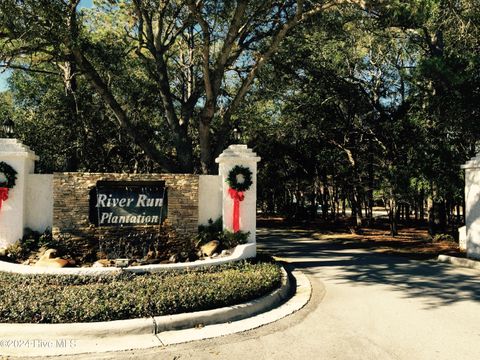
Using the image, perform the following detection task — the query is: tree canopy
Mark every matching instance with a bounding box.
[1,0,344,173]
[1,0,479,235]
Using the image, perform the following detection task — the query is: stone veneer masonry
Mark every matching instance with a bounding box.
[53,173,199,242]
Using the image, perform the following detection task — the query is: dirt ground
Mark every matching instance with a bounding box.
[258,216,464,260]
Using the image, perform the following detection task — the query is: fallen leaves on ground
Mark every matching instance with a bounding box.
[259,216,463,260]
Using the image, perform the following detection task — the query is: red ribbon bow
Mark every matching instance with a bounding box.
[228,188,245,232]
[0,187,9,211]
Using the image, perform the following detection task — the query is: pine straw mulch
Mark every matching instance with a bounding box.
[258,216,464,260]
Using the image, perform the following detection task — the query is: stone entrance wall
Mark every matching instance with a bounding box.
[1,140,258,261]
[53,173,199,244]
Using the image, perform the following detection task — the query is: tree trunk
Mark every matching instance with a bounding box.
[199,116,212,174]
[326,189,331,219]
[389,199,398,236]
[419,188,425,221]
[331,184,338,220]
[428,196,435,236]
[366,146,374,226]
[414,194,419,221]
[71,48,178,172]
[62,60,79,171]
[436,200,447,234]
[350,188,362,228]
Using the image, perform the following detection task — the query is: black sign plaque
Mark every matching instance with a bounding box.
[90,181,167,226]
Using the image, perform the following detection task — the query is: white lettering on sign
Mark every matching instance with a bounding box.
[136,194,163,207]
[96,194,135,208]
[99,212,160,225]
[96,194,163,208]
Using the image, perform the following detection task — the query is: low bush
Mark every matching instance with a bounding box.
[197,217,249,250]
[4,228,69,263]
[431,233,456,243]
[0,261,282,323]
[218,230,249,249]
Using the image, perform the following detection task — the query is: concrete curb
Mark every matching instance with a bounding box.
[0,267,312,357]
[154,266,292,332]
[0,243,256,276]
[438,254,480,271]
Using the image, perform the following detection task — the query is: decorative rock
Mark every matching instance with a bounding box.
[34,258,69,268]
[37,246,48,257]
[169,254,179,263]
[42,249,57,259]
[34,249,70,267]
[92,259,111,267]
[114,258,129,267]
[200,240,220,257]
[221,249,231,257]
[96,251,108,259]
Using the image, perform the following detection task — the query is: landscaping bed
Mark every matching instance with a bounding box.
[0,218,249,268]
[0,260,281,324]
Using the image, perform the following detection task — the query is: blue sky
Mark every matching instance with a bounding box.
[80,0,93,8]
[0,71,11,92]
[0,0,93,91]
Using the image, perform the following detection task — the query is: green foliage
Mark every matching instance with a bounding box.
[5,228,57,261]
[218,230,250,250]
[197,218,224,245]
[4,242,23,260]
[99,230,162,260]
[0,161,17,188]
[197,218,249,249]
[431,233,456,243]
[0,261,282,323]
[226,165,253,192]
[98,226,198,262]
[234,0,480,235]
[8,70,164,173]
[1,0,328,173]
[0,0,478,236]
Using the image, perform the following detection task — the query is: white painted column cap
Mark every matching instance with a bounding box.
[215,145,261,163]
[0,138,39,161]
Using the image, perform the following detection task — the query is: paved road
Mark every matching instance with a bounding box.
[25,227,480,360]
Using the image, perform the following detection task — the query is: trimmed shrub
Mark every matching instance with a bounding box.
[0,261,282,323]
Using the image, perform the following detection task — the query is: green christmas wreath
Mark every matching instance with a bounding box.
[226,165,253,192]
[0,161,17,188]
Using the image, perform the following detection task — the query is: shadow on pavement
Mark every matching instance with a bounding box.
[258,228,480,308]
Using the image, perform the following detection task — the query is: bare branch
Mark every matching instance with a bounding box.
[214,0,332,156]
[70,47,177,172]
[0,63,60,76]
[211,0,248,95]
[186,0,214,107]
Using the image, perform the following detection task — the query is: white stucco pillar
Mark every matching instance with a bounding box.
[215,145,261,251]
[0,139,38,248]
[462,154,480,260]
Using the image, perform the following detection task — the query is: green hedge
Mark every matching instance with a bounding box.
[0,261,281,323]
